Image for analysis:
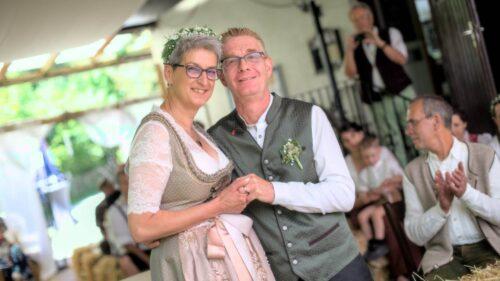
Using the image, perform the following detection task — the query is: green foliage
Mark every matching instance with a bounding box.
[45,120,120,204]
[45,120,105,174]
[1,59,158,204]
[0,60,158,126]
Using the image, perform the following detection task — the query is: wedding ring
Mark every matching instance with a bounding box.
[242,186,249,195]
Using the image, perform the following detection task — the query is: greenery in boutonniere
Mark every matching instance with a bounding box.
[280,138,303,170]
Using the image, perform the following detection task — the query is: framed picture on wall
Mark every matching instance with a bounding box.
[269,65,288,97]
[309,28,344,73]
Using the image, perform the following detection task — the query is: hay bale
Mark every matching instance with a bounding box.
[459,260,500,281]
[80,250,102,281]
[92,255,121,281]
[72,246,94,280]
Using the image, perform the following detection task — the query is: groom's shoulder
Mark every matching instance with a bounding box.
[207,110,237,137]
[280,96,313,109]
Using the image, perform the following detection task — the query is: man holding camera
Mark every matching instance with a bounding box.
[344,2,415,165]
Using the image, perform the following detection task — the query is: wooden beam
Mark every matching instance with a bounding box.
[0,52,152,87]
[92,34,116,62]
[0,62,11,81]
[0,94,161,134]
[39,52,59,75]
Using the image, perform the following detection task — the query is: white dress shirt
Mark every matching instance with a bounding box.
[403,138,500,247]
[104,196,135,256]
[489,135,500,159]
[362,27,407,91]
[243,95,355,214]
[346,147,400,193]
[358,146,403,192]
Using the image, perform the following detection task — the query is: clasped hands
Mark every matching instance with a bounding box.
[434,162,468,213]
[215,174,275,214]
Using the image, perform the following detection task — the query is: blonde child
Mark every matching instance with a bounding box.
[357,136,403,260]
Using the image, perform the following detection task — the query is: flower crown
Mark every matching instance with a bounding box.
[491,95,500,117]
[161,26,218,64]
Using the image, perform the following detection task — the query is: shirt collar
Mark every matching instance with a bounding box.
[240,94,274,127]
[427,137,465,163]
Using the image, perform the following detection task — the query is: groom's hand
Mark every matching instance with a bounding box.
[243,174,275,204]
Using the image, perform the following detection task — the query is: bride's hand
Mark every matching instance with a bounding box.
[215,177,249,214]
[242,174,275,204]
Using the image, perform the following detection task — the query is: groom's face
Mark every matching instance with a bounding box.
[221,35,273,99]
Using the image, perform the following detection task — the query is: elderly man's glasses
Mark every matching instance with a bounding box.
[406,116,430,129]
[172,64,220,80]
[221,51,266,70]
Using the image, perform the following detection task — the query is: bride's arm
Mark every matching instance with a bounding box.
[126,122,248,243]
[128,187,246,243]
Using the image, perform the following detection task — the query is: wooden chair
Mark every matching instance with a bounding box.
[382,191,423,277]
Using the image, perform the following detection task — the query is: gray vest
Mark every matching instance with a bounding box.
[405,142,500,274]
[209,94,359,281]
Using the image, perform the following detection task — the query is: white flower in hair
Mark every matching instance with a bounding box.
[161,26,219,63]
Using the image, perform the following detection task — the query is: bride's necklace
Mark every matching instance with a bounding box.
[162,102,203,148]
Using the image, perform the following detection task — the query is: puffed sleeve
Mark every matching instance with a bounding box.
[127,121,173,214]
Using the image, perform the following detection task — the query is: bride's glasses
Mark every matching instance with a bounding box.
[172,64,220,80]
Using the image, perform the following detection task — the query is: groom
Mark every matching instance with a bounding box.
[209,27,371,281]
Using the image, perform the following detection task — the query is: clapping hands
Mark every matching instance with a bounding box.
[434,162,468,213]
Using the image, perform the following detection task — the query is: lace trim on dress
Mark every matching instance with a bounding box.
[139,112,234,184]
[127,121,173,214]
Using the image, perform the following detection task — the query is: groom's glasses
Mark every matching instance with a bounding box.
[172,64,220,80]
[221,51,266,70]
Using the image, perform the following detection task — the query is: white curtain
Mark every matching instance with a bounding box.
[80,109,138,155]
[0,125,57,280]
[0,99,161,278]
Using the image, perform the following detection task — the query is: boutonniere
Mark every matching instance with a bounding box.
[280,138,303,170]
[231,128,244,136]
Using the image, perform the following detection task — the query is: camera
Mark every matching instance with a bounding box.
[354,33,366,44]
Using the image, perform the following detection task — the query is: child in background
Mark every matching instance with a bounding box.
[0,218,33,281]
[357,135,404,261]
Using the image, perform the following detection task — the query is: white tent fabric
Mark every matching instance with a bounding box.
[0,125,57,280]
[0,99,161,278]
[0,0,146,62]
[80,109,137,150]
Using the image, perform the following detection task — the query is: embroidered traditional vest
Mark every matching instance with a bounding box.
[209,94,359,281]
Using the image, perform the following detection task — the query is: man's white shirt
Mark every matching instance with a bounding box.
[241,95,355,214]
[104,196,135,256]
[403,138,500,246]
[362,27,407,91]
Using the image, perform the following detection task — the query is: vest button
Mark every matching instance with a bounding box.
[282,225,288,231]
[263,159,269,165]
[276,209,282,215]
[268,175,274,181]
[287,242,293,248]
[292,259,298,265]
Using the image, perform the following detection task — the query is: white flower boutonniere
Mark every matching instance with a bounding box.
[280,138,303,170]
